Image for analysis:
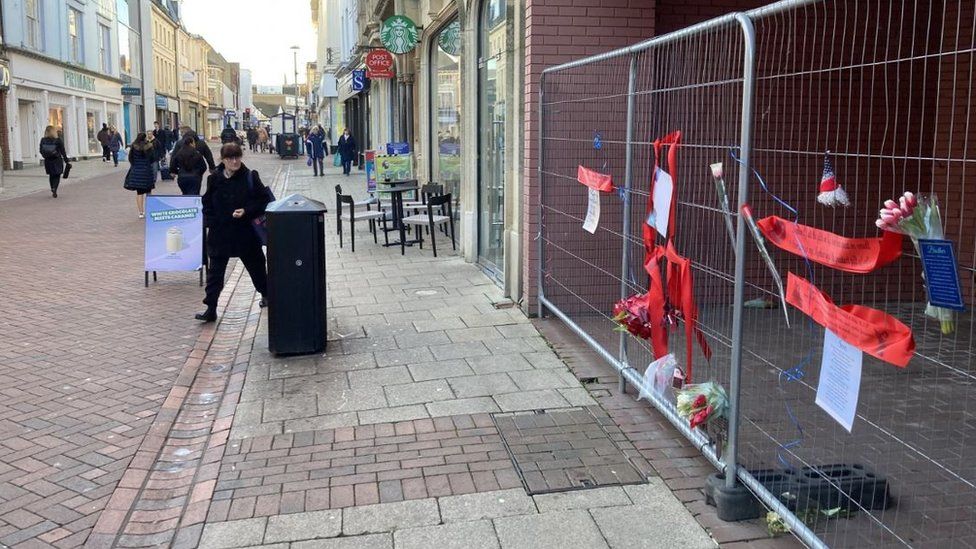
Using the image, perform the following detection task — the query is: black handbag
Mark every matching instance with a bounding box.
[62,162,72,178]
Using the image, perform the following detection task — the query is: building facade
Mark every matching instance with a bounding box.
[2,0,126,168]
[150,0,179,128]
[117,0,152,142]
[176,31,208,135]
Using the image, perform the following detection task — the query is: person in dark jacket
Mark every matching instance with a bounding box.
[246,127,258,152]
[196,143,271,322]
[39,125,69,198]
[124,133,157,218]
[337,128,357,176]
[220,124,239,145]
[170,134,208,195]
[97,123,110,162]
[306,126,326,177]
[107,126,124,167]
[179,126,216,172]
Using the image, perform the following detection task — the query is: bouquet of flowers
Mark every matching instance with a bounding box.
[676,381,729,429]
[876,191,954,334]
[612,293,655,340]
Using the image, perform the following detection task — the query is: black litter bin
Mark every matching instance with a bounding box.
[278,133,302,158]
[265,193,328,355]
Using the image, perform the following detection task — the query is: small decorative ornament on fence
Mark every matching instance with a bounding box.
[381,15,419,54]
[816,151,849,207]
[876,192,962,334]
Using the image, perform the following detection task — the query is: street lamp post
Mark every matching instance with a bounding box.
[290,46,300,129]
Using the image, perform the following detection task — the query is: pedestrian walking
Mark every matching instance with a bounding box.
[337,128,357,176]
[220,124,239,145]
[107,126,124,166]
[306,126,326,177]
[247,127,258,152]
[123,133,157,218]
[97,123,111,162]
[149,131,168,179]
[39,125,69,198]
[196,143,271,322]
[179,126,217,173]
[257,126,269,153]
[170,134,208,195]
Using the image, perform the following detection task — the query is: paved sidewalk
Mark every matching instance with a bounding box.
[0,158,124,201]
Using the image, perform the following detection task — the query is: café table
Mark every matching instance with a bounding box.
[377,180,421,254]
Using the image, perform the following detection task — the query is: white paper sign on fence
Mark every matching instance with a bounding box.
[582,188,600,234]
[815,329,863,432]
[646,167,673,238]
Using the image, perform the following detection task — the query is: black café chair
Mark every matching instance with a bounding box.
[400,194,455,257]
[337,192,388,252]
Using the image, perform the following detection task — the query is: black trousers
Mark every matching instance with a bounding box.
[49,174,60,191]
[204,248,268,307]
[342,159,352,175]
[102,144,110,160]
[177,175,202,195]
[312,156,325,176]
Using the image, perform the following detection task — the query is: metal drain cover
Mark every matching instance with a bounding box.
[493,407,645,495]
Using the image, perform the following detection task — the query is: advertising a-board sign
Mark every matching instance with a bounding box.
[365,50,395,79]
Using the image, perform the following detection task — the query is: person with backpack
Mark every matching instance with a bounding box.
[39,125,69,198]
[178,126,217,173]
[196,142,272,322]
[169,134,208,195]
[124,133,157,218]
[107,126,124,167]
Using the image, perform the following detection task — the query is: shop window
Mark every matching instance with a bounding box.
[25,0,43,50]
[430,18,462,202]
[68,8,84,64]
[100,24,112,73]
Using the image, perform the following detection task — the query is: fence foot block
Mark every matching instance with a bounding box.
[705,473,761,522]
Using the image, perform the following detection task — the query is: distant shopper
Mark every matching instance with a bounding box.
[107,126,124,167]
[97,123,111,162]
[39,125,69,198]
[196,142,271,322]
[220,124,239,145]
[170,134,209,195]
[180,126,217,173]
[256,126,269,153]
[246,127,258,152]
[337,128,357,176]
[124,133,157,218]
[306,126,326,177]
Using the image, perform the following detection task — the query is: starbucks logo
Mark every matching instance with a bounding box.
[438,21,461,56]
[381,15,419,54]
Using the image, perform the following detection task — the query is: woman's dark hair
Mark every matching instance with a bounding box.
[220,142,244,159]
[174,135,203,167]
[131,132,147,147]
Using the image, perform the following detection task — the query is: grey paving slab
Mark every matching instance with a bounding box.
[199,518,268,549]
[507,370,580,391]
[385,379,455,406]
[317,386,388,414]
[348,366,413,388]
[264,394,319,421]
[448,374,520,398]
[264,509,342,542]
[318,352,378,372]
[358,404,430,425]
[558,387,599,407]
[341,336,400,354]
[292,534,392,549]
[284,412,359,433]
[240,379,283,402]
[407,359,474,382]
[439,489,538,523]
[466,354,533,375]
[591,505,716,549]
[342,499,441,536]
[460,312,522,328]
[413,318,467,333]
[393,520,500,549]
[485,338,551,355]
[429,305,483,319]
[493,390,571,412]
[395,331,452,349]
[533,487,632,512]
[230,420,284,440]
[269,361,317,379]
[374,347,435,366]
[426,397,501,417]
[496,324,540,339]
[428,341,492,361]
[494,510,609,549]
[446,327,505,343]
[283,372,349,395]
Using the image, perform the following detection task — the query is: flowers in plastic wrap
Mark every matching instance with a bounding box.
[676,382,729,430]
[876,192,955,334]
[612,293,654,340]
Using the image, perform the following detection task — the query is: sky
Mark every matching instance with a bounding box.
[180,0,318,87]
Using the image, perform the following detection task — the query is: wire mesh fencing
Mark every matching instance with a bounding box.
[539,1,976,547]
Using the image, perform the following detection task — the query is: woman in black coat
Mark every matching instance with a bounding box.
[39,125,69,198]
[169,135,208,195]
[337,128,357,176]
[196,143,272,322]
[124,133,157,218]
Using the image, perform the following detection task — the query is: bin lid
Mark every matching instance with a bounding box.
[265,193,327,213]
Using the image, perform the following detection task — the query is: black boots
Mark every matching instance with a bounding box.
[195,307,217,322]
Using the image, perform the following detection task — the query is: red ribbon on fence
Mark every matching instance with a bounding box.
[639,131,712,382]
[757,216,903,274]
[577,165,614,192]
[785,273,915,367]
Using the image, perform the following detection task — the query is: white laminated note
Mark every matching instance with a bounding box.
[582,188,600,234]
[815,329,863,433]
[646,167,673,238]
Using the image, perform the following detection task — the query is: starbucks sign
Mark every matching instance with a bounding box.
[437,20,461,56]
[380,15,419,54]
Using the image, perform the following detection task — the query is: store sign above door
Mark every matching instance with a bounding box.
[64,70,96,92]
[365,50,395,79]
[380,15,419,54]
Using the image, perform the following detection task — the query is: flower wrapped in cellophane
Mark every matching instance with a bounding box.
[876,192,954,334]
[676,382,729,429]
[612,293,654,340]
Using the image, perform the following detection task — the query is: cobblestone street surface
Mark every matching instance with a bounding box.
[0,154,796,547]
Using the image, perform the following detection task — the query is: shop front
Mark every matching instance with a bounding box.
[6,52,124,167]
[155,94,179,129]
[338,71,371,166]
[429,19,462,204]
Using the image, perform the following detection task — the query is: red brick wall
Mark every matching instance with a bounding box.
[0,90,9,171]
[655,0,767,35]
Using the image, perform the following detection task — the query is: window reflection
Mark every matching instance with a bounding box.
[430,19,462,202]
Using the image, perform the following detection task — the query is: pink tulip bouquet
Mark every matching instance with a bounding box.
[876,192,954,334]
[676,382,728,430]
